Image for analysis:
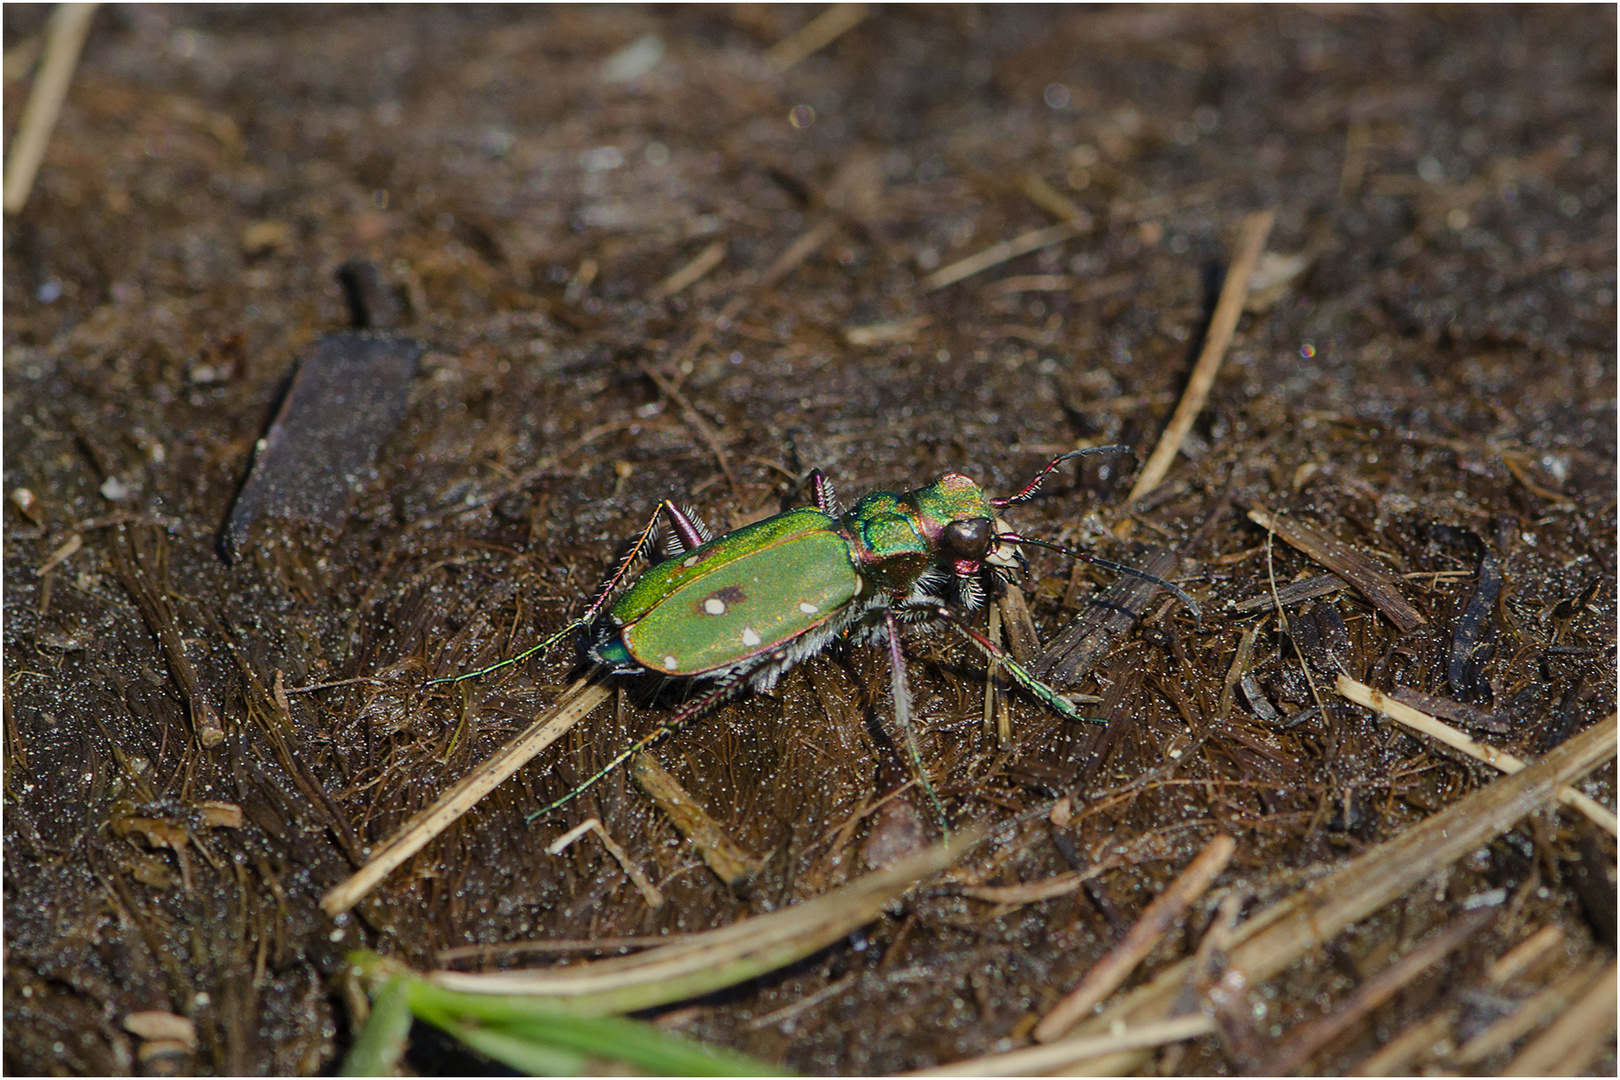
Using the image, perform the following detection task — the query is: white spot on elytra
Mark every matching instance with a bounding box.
[704,598,726,615]
[741,627,761,647]
[851,577,864,596]
[662,655,679,670]
[799,602,819,614]
[682,555,700,567]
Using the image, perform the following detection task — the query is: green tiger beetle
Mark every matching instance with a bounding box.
[430,446,1200,828]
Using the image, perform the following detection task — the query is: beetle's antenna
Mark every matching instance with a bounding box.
[998,533,1203,628]
[992,445,1136,507]
[930,606,1106,725]
[427,620,583,687]
[527,671,747,821]
[428,501,669,686]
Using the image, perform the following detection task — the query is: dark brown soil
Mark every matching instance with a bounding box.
[5,5,1614,1075]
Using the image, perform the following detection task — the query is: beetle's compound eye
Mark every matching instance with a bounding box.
[943,517,993,559]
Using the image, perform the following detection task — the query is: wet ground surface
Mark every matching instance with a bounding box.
[4,5,1615,1075]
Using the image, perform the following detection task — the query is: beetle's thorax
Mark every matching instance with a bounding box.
[840,473,1002,594]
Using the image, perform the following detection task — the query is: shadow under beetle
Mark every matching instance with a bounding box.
[431,446,1199,827]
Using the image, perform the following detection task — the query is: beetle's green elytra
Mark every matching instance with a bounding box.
[429,448,1202,827]
[610,508,859,677]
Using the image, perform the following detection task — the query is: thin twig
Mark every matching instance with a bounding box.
[921,220,1085,291]
[1017,172,1092,226]
[37,532,82,575]
[1216,624,1260,725]
[956,864,1111,906]
[637,361,740,494]
[1337,675,1618,835]
[757,214,839,290]
[1264,528,1333,746]
[547,817,664,909]
[1124,210,1273,505]
[320,679,611,915]
[1229,571,1349,613]
[763,3,869,73]
[285,674,386,695]
[744,972,859,1029]
[1033,833,1235,1042]
[650,240,726,299]
[1185,888,1247,995]
[662,216,837,392]
[3,2,96,214]
[1218,718,1614,988]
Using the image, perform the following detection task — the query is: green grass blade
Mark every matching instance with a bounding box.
[413,996,588,1076]
[408,981,784,1076]
[339,977,414,1077]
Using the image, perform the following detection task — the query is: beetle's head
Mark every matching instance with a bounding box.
[920,473,1024,577]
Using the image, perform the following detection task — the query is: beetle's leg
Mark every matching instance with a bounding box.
[930,605,1106,725]
[810,470,841,516]
[954,569,985,611]
[527,668,750,821]
[991,445,1135,508]
[428,502,669,686]
[659,500,710,553]
[882,607,949,835]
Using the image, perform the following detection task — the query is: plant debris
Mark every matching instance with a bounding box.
[4,7,1612,1076]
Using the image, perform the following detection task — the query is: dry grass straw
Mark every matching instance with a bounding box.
[1501,960,1617,1075]
[970,716,1614,1075]
[1453,955,1610,1066]
[1125,211,1274,506]
[638,361,740,492]
[921,220,1088,292]
[631,752,760,887]
[1257,906,1496,1074]
[764,3,869,73]
[908,1014,1217,1077]
[1034,834,1235,1042]
[956,866,1103,906]
[3,3,96,214]
[427,828,979,1015]
[321,679,611,915]
[651,240,725,299]
[1337,674,1617,835]
[1347,1010,1453,1076]
[438,934,699,966]
[1483,924,1564,985]
[1017,172,1092,226]
[1214,717,1612,986]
